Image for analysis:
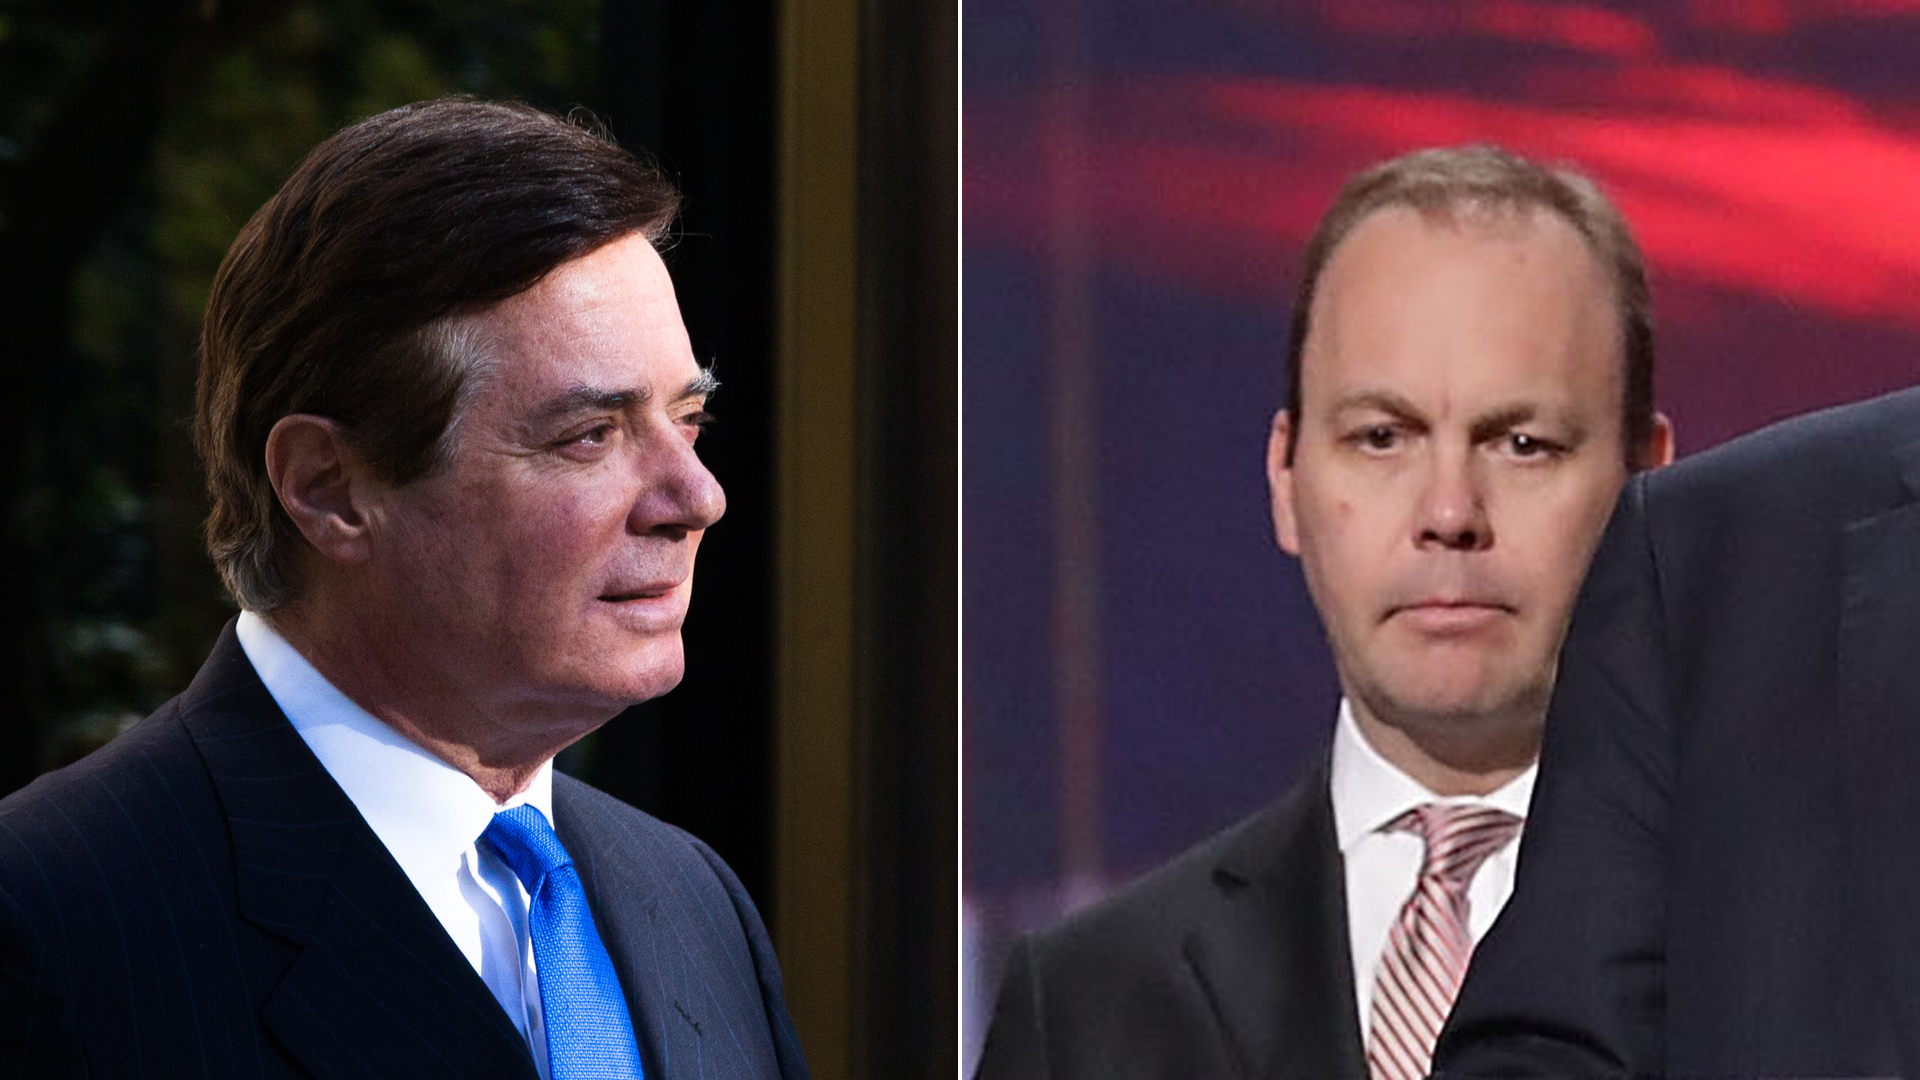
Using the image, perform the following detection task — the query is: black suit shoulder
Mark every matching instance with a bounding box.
[0,696,296,1078]
[1585,383,1920,709]
[1643,383,1920,542]
[979,763,1364,1080]
[0,699,208,938]
[1026,771,1327,971]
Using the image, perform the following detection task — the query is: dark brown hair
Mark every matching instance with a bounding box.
[1284,144,1657,469]
[197,99,680,610]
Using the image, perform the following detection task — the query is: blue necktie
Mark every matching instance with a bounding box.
[482,805,645,1080]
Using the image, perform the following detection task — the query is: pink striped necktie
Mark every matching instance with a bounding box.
[1366,803,1522,1080]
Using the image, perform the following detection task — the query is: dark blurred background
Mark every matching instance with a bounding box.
[0,1,954,1077]
[962,0,1920,1070]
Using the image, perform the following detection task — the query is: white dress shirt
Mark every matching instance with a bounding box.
[235,611,552,1078]
[1329,699,1535,1026]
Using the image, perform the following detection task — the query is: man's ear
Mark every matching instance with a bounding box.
[1266,408,1302,555]
[264,415,375,565]
[1645,410,1676,468]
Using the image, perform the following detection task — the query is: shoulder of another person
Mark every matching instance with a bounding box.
[1644,383,1920,527]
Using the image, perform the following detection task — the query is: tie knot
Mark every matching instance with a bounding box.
[482,804,574,895]
[1391,803,1521,885]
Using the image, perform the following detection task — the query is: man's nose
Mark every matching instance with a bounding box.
[1414,447,1490,551]
[628,433,726,536]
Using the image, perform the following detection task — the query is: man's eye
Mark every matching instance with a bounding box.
[555,424,617,454]
[1503,432,1563,459]
[679,410,714,437]
[1355,425,1399,451]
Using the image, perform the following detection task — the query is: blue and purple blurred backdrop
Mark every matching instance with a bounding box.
[962,0,1920,1067]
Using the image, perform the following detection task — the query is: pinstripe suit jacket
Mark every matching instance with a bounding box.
[0,622,810,1079]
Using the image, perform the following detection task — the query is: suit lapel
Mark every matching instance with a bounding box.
[1838,436,1920,1073]
[552,788,681,1075]
[1181,764,1369,1080]
[180,624,538,1080]
[554,785,783,1080]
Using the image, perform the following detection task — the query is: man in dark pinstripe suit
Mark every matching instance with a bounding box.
[0,100,809,1079]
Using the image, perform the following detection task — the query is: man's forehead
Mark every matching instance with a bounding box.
[1301,205,1624,416]
[1319,203,1599,303]
[481,233,683,341]
[1305,352,1622,423]
[1314,208,1613,332]
[461,232,699,408]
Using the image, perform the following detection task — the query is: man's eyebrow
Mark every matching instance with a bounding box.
[530,386,645,424]
[1327,389,1422,420]
[1468,403,1589,443]
[677,367,720,401]
[1326,393,1583,438]
[527,367,718,424]
[1470,404,1541,436]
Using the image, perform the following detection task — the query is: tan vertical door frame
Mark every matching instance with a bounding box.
[774,0,859,1076]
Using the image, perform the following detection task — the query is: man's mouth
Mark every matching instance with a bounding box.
[1387,599,1514,634]
[599,581,681,603]
[595,579,691,631]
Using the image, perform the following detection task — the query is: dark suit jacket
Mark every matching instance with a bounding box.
[975,762,1369,1080]
[1434,386,1920,1079]
[0,622,811,1080]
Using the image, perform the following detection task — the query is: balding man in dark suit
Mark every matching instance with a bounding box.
[977,145,1672,1080]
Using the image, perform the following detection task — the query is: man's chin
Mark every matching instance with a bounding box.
[535,631,688,713]
[1372,663,1544,727]
[597,642,688,706]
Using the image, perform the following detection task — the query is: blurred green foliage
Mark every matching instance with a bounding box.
[1,0,601,770]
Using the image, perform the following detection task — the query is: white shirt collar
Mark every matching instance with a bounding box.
[234,610,553,885]
[1329,697,1535,854]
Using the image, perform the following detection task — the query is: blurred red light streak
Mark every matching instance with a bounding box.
[967,74,1920,328]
